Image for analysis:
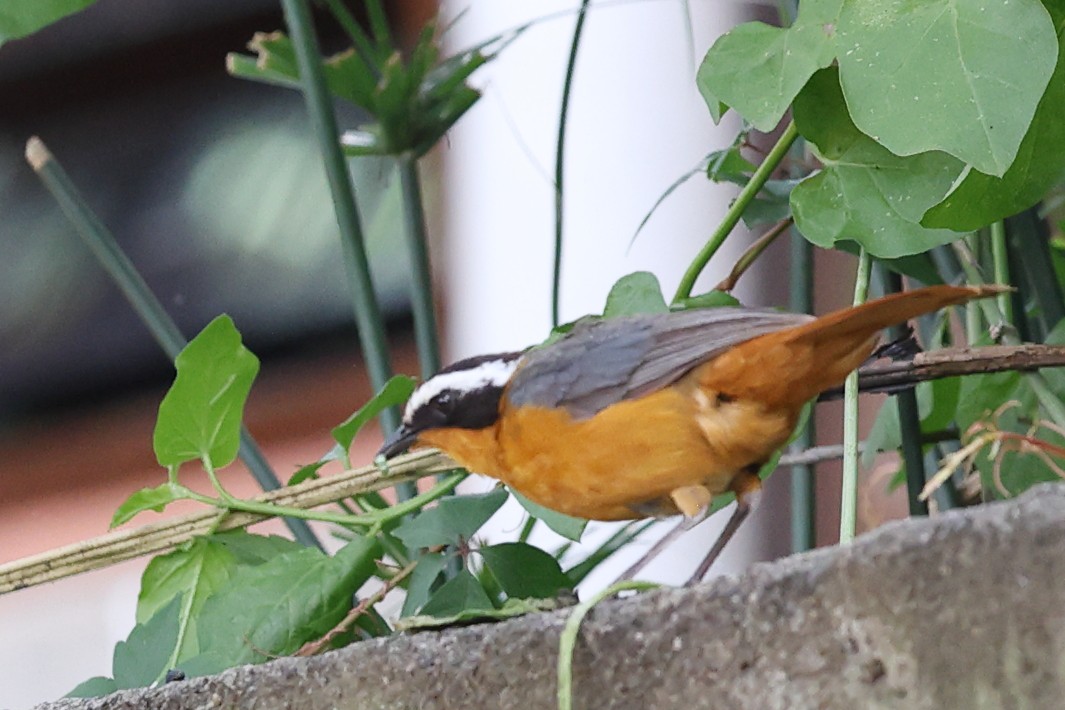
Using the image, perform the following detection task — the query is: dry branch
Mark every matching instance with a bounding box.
[822,344,1065,401]
[0,449,456,594]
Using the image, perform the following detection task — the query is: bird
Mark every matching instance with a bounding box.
[378,284,1004,583]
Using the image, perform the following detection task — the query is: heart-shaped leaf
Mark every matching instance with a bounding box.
[837,0,1057,177]
[153,315,259,469]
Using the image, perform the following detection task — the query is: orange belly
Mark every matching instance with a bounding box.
[491,379,797,520]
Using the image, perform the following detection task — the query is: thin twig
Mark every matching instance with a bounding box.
[826,344,1065,399]
[552,0,591,326]
[296,560,418,656]
[672,121,799,302]
[714,218,793,293]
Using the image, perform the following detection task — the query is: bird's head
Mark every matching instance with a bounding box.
[377,352,523,459]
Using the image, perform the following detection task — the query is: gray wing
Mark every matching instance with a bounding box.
[506,307,813,419]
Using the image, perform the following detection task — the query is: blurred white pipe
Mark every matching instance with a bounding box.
[437,0,791,587]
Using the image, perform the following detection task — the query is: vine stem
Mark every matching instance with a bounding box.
[557,581,659,710]
[672,120,799,302]
[990,220,1013,323]
[839,250,871,544]
[552,0,591,327]
[196,461,464,531]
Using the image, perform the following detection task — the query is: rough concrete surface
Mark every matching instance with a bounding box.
[36,483,1065,710]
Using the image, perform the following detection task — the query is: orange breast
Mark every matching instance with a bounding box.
[492,373,797,521]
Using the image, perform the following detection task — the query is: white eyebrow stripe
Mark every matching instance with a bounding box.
[404,358,520,423]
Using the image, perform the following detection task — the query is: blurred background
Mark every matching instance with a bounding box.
[0,1,892,706]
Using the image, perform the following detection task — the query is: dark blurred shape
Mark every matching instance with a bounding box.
[0,0,422,415]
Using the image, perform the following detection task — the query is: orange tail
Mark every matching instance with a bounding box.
[708,284,1006,409]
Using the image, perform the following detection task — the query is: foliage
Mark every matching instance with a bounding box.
[12,0,1065,701]
[226,12,521,158]
[698,0,1065,257]
[70,308,641,696]
[0,0,95,46]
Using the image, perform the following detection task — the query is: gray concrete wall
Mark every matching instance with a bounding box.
[38,483,1065,709]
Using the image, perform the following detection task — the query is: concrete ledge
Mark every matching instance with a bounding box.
[38,484,1065,710]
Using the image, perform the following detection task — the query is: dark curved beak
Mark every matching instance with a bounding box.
[378,425,419,459]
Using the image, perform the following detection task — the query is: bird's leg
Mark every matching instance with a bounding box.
[616,484,714,581]
[684,466,763,587]
[615,518,688,582]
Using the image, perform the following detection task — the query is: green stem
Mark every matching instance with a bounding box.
[557,580,659,710]
[552,0,591,327]
[191,463,465,530]
[279,0,414,502]
[319,0,381,74]
[788,228,816,553]
[364,472,466,531]
[518,515,538,544]
[1007,209,1065,336]
[398,155,442,378]
[673,121,799,302]
[839,250,871,544]
[25,137,321,550]
[990,220,1013,324]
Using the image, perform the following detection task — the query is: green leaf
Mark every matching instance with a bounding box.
[956,369,1023,433]
[332,375,416,450]
[706,144,757,184]
[742,180,797,228]
[602,272,669,317]
[229,32,376,108]
[396,596,569,632]
[135,538,246,664]
[672,290,741,310]
[861,377,961,467]
[400,552,448,617]
[922,2,1065,230]
[837,0,1058,177]
[0,0,95,45]
[194,536,380,666]
[111,482,188,528]
[65,676,118,699]
[418,569,494,617]
[696,0,840,130]
[153,315,259,469]
[209,529,304,565]
[478,543,574,599]
[858,249,944,286]
[156,531,357,675]
[393,487,508,549]
[511,490,587,542]
[287,461,325,487]
[791,68,965,258]
[113,596,182,689]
